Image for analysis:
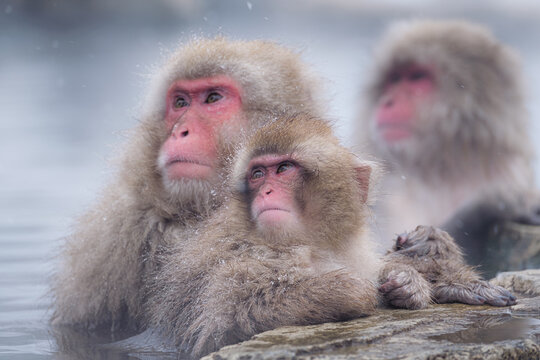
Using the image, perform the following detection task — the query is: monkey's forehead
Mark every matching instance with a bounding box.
[141,38,325,121]
[371,20,514,79]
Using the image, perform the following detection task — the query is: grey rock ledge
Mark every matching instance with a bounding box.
[204,270,540,360]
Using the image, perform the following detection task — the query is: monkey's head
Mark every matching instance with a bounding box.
[361,20,531,177]
[233,113,373,250]
[123,38,324,216]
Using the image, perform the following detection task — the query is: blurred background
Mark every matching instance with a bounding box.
[1,0,539,358]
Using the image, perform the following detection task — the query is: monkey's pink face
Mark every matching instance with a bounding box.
[374,64,435,142]
[247,154,303,231]
[158,75,245,181]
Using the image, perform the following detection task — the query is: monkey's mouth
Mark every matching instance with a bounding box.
[163,156,214,180]
[377,123,412,141]
[257,208,291,218]
[377,122,412,131]
[166,157,211,168]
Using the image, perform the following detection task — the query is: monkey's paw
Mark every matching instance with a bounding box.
[434,281,517,307]
[379,269,432,310]
[393,225,462,260]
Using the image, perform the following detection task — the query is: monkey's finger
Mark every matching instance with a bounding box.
[484,296,511,307]
[379,279,402,293]
[496,287,517,302]
[387,289,429,310]
[484,293,517,306]
[474,284,517,306]
[434,286,487,305]
[461,294,486,305]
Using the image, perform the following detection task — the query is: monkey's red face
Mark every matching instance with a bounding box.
[247,154,303,232]
[374,64,435,142]
[158,75,245,181]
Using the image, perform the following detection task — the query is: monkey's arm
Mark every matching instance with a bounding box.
[431,261,516,307]
[52,186,151,331]
[389,225,517,307]
[185,257,378,357]
[378,257,432,310]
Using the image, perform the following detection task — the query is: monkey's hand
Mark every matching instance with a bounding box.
[392,225,464,262]
[434,280,517,307]
[379,268,432,310]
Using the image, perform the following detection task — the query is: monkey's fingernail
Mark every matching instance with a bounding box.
[501,296,517,305]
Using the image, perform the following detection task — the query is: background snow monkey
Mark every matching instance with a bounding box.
[356,19,539,274]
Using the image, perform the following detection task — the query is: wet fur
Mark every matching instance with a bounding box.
[383,226,516,308]
[51,38,325,331]
[356,20,537,248]
[149,114,380,357]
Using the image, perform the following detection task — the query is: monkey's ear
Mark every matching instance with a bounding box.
[355,165,372,203]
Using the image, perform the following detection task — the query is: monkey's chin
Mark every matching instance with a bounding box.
[257,221,303,245]
[165,162,214,180]
[161,177,216,211]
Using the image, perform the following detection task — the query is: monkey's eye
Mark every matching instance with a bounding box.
[174,96,189,108]
[276,162,294,174]
[250,168,265,180]
[205,92,223,104]
[388,72,401,84]
[409,70,429,81]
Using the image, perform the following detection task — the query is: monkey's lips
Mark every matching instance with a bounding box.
[165,157,213,180]
[377,122,412,142]
[256,207,292,225]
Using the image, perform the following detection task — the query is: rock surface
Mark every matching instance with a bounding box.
[204,270,540,360]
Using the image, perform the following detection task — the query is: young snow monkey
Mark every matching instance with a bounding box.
[356,20,539,273]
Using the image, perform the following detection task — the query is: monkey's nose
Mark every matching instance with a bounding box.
[383,98,394,107]
[172,123,190,139]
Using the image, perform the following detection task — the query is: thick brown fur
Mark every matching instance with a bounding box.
[149,114,380,358]
[356,19,536,247]
[51,38,325,331]
[383,225,516,307]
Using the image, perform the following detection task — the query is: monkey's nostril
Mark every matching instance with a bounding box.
[181,130,189,137]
